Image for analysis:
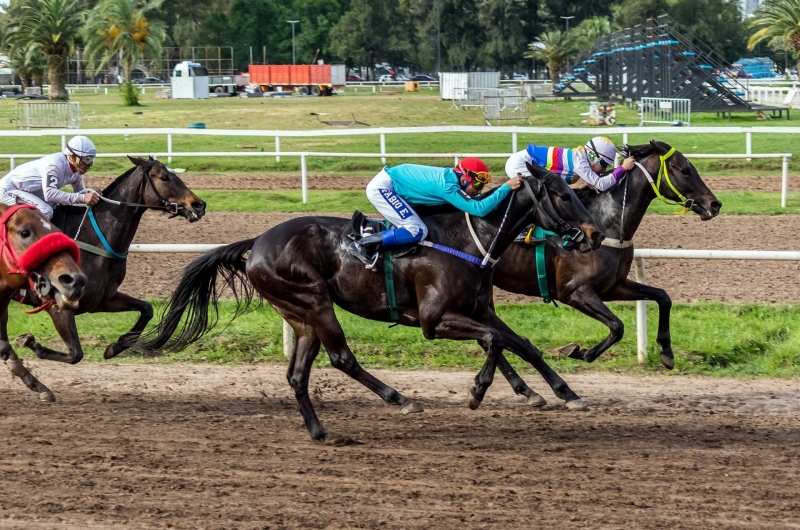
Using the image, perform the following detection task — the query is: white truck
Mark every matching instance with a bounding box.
[172,61,248,96]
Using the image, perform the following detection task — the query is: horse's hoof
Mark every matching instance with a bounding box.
[314,432,360,446]
[526,393,547,407]
[16,334,35,349]
[468,389,482,410]
[38,391,56,403]
[565,398,587,411]
[400,401,424,415]
[104,343,122,360]
[660,352,675,370]
[558,343,583,359]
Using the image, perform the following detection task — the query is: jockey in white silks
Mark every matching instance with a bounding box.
[0,135,101,219]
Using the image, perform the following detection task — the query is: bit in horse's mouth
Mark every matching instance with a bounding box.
[53,291,79,309]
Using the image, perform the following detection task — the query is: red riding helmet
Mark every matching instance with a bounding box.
[455,157,492,189]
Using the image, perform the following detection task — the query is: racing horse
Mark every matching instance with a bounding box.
[0,204,86,401]
[15,156,206,364]
[492,141,721,406]
[140,166,604,444]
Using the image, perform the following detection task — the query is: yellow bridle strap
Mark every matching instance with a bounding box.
[650,147,691,215]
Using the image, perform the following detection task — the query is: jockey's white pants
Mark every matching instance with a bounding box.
[0,185,53,219]
[365,169,428,240]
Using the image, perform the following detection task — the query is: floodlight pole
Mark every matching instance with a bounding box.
[561,16,575,71]
[288,20,299,65]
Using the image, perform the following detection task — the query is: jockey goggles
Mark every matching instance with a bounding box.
[66,145,96,168]
[460,169,492,190]
[587,139,615,174]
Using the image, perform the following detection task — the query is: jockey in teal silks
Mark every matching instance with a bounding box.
[348,157,522,268]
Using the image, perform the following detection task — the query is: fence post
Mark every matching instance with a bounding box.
[512,132,518,153]
[635,257,648,364]
[282,320,295,358]
[61,135,66,151]
[9,157,15,170]
[167,132,173,163]
[301,154,308,204]
[104,87,108,95]
[746,130,752,162]
[454,155,459,166]
[622,132,629,145]
[372,85,376,93]
[782,156,789,208]
[380,133,386,164]
[275,136,281,162]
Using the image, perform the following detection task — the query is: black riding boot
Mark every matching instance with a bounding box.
[347,233,383,270]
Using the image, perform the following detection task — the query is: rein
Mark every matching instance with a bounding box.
[74,164,183,260]
[0,205,81,314]
[632,147,693,215]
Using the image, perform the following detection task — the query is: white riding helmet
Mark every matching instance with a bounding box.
[63,135,97,160]
[584,136,617,166]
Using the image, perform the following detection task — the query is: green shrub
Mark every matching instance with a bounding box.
[120,81,140,106]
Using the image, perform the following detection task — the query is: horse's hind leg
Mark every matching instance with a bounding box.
[18,307,84,364]
[284,319,355,445]
[496,354,547,407]
[0,298,55,401]
[92,292,153,359]
[312,307,423,415]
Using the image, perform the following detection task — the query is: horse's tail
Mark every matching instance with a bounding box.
[138,238,258,352]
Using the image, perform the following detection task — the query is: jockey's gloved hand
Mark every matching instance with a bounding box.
[83,190,101,206]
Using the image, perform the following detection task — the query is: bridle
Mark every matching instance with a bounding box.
[520,176,585,248]
[97,163,184,216]
[632,147,693,215]
[0,205,81,314]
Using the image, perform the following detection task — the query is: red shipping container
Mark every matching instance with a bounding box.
[309,65,331,84]
[271,65,291,85]
[292,65,311,85]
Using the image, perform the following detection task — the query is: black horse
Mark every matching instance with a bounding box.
[141,165,604,444]
[491,141,722,406]
[16,156,206,363]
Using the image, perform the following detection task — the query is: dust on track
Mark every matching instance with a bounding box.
[1,363,799,529]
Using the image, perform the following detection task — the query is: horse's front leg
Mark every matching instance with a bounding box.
[603,279,674,369]
[556,285,625,364]
[91,291,153,359]
[0,293,55,401]
[18,307,84,364]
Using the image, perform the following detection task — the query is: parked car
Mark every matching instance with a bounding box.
[346,74,365,82]
[133,77,163,84]
[410,74,436,82]
[511,73,529,81]
[378,74,394,82]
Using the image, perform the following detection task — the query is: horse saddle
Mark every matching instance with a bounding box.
[348,210,387,241]
[347,211,416,268]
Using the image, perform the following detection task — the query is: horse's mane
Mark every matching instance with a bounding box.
[412,185,504,218]
[102,166,139,196]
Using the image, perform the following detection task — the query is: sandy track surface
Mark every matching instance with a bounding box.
[125,212,800,303]
[2,364,799,529]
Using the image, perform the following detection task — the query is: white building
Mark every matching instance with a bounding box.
[740,0,764,18]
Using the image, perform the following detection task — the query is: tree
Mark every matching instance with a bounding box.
[83,0,166,85]
[611,0,669,30]
[671,0,745,63]
[747,0,800,74]
[8,43,47,88]
[573,16,612,54]
[479,0,529,75]
[524,30,577,83]
[3,0,84,100]
[293,0,349,64]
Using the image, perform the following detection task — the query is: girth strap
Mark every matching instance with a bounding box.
[601,237,634,249]
[87,208,128,259]
[464,212,498,265]
[383,220,400,323]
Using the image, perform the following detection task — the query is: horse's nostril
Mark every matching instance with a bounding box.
[59,273,87,292]
[710,200,722,212]
[192,201,206,212]
[591,231,605,242]
[58,273,74,286]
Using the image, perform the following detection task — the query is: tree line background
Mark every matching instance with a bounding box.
[1,0,797,101]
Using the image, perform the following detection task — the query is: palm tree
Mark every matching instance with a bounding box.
[748,0,800,75]
[8,44,47,89]
[524,30,577,84]
[4,0,84,100]
[573,16,613,54]
[82,0,166,85]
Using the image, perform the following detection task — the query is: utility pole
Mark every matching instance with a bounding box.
[436,1,441,74]
[287,20,299,65]
[561,16,575,71]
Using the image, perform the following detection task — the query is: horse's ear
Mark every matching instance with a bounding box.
[525,161,546,180]
[128,155,147,167]
[148,155,155,161]
[649,140,670,156]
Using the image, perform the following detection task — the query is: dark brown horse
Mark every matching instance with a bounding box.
[492,141,721,406]
[16,156,206,364]
[0,204,87,401]
[141,167,604,443]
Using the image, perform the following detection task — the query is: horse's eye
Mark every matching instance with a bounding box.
[20,229,31,238]
[681,168,690,175]
[559,194,572,201]
[159,173,170,181]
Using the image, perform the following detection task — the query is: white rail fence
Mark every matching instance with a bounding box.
[0,125,796,206]
[128,244,800,362]
[747,86,800,109]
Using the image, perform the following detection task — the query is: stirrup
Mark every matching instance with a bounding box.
[346,242,380,270]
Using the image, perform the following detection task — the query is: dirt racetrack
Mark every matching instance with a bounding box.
[2,363,800,529]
